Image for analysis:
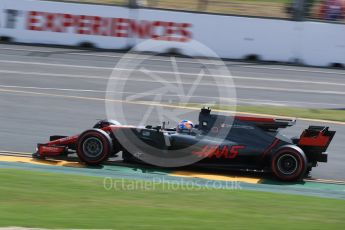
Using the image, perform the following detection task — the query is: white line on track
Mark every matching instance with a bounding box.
[1,68,345,87]
[0,59,113,70]
[0,60,345,89]
[237,76,345,86]
[243,65,345,75]
[0,150,32,155]
[0,84,344,107]
[1,68,345,96]
[0,84,254,104]
[0,70,108,79]
[0,84,109,93]
[0,47,227,66]
[1,87,345,126]
[0,46,345,76]
[0,46,68,53]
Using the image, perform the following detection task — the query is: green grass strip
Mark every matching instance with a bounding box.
[0,168,344,229]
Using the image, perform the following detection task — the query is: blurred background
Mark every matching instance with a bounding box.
[50,0,345,22]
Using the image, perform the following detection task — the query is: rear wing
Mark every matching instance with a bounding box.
[298,126,336,152]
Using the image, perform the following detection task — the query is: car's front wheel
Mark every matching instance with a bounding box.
[271,146,307,181]
[77,129,113,165]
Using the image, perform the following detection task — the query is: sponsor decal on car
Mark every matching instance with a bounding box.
[192,145,245,159]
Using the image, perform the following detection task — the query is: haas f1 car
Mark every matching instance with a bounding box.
[34,108,335,181]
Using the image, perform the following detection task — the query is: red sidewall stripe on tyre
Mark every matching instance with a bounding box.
[77,131,110,164]
[272,149,305,180]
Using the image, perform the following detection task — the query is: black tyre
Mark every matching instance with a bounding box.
[77,129,113,165]
[271,146,307,181]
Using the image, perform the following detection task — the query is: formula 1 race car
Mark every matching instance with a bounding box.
[33,108,335,181]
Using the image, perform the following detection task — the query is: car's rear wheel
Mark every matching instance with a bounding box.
[271,146,307,181]
[77,129,113,165]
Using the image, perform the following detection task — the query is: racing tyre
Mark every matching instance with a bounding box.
[271,146,307,181]
[77,129,113,165]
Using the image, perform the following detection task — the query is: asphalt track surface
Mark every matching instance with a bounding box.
[0,43,344,180]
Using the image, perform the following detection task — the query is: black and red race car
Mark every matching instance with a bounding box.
[33,108,335,181]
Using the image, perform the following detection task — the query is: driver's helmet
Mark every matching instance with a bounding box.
[177,120,194,133]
